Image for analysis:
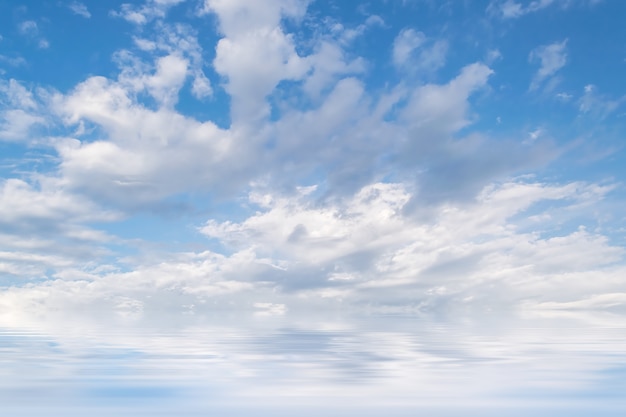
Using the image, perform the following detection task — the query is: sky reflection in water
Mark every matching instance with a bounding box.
[1,311,625,416]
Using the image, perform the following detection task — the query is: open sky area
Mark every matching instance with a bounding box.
[1,0,626,415]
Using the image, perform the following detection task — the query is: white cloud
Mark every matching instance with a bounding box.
[131,23,213,100]
[402,62,493,134]
[199,180,621,309]
[331,14,385,45]
[0,55,27,68]
[555,91,573,101]
[578,84,624,117]
[0,79,47,141]
[266,61,516,202]
[0,79,620,320]
[0,109,45,141]
[1,79,37,109]
[0,0,620,324]
[53,81,233,206]
[17,20,49,48]
[392,28,447,74]
[254,302,287,316]
[0,177,121,281]
[0,178,119,230]
[145,54,189,107]
[199,0,310,35]
[302,42,365,98]
[416,40,448,73]
[487,0,600,18]
[0,11,623,417]
[485,49,502,65]
[191,71,212,99]
[111,0,185,25]
[203,0,381,121]
[0,177,619,317]
[214,27,309,123]
[393,28,426,67]
[0,10,624,416]
[2,2,555,256]
[533,292,626,310]
[44,50,537,212]
[68,1,91,18]
[18,20,39,37]
[33,20,224,207]
[529,39,568,91]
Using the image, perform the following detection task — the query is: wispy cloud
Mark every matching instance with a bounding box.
[393,28,426,67]
[68,1,91,18]
[488,0,602,19]
[578,84,625,117]
[17,20,50,49]
[0,55,27,67]
[110,0,185,25]
[392,28,447,74]
[0,79,46,141]
[529,39,568,91]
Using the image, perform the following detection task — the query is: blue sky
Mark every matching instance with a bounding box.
[1,0,626,315]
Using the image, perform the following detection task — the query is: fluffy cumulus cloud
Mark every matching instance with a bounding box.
[54,91,233,206]
[0,177,622,319]
[0,0,624,324]
[198,180,623,311]
[207,0,312,122]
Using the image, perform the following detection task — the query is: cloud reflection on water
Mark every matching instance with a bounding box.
[0,310,625,416]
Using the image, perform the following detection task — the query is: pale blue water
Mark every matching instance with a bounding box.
[1,311,625,416]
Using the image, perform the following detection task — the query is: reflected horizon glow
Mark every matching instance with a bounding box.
[1,311,625,416]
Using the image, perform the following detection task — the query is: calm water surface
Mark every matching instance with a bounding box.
[0,311,625,416]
